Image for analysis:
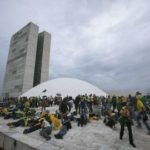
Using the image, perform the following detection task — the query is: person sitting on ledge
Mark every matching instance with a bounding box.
[23,117,44,134]
[7,117,32,128]
[54,116,72,139]
[40,114,52,140]
[103,111,117,129]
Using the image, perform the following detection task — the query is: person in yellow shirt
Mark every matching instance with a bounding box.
[49,114,61,130]
[136,92,150,134]
[137,97,145,113]
[121,96,127,107]
[1,107,8,116]
[119,106,136,147]
[40,111,61,130]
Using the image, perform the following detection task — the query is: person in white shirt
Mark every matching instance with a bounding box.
[40,116,52,140]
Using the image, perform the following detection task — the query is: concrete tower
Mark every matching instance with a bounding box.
[3,22,51,97]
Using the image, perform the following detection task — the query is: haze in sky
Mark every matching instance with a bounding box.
[0,0,150,94]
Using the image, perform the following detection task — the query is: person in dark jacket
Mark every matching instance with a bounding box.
[74,95,81,114]
[7,117,31,128]
[103,111,116,128]
[54,117,72,139]
[78,96,88,126]
[23,117,44,134]
[59,98,69,123]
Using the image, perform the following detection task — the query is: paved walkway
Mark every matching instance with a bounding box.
[0,106,150,150]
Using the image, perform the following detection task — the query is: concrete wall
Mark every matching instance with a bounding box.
[0,132,37,150]
[39,31,51,83]
[3,22,39,97]
[2,22,51,97]
[33,31,51,87]
[22,23,39,93]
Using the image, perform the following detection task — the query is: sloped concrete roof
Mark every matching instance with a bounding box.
[21,78,107,98]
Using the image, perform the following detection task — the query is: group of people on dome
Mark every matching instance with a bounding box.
[0,91,149,147]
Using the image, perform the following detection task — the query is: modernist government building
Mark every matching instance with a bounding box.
[3,22,51,97]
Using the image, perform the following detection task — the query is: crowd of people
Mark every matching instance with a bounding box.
[0,92,150,148]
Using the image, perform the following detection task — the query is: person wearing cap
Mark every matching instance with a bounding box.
[119,106,136,147]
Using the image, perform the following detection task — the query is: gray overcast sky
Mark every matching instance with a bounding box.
[0,0,150,93]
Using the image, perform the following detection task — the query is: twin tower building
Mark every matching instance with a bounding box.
[3,22,51,97]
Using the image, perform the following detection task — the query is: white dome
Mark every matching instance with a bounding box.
[21,78,107,98]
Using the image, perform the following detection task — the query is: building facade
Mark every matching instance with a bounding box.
[3,22,51,97]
